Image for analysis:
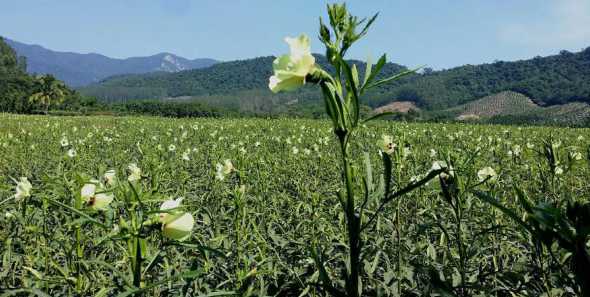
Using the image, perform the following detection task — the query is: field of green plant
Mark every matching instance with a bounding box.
[0,113,589,296]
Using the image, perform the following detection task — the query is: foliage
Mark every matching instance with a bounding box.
[28,75,69,114]
[0,4,589,296]
[383,49,590,109]
[114,100,222,118]
[0,37,36,113]
[79,43,590,116]
[79,55,407,105]
[0,37,86,115]
[277,4,423,296]
[1,114,589,296]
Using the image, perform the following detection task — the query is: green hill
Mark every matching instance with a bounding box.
[387,48,590,109]
[79,55,407,104]
[449,91,540,119]
[80,47,590,113]
[486,101,590,126]
[441,91,590,126]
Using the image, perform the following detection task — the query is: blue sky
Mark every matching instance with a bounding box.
[2,0,589,69]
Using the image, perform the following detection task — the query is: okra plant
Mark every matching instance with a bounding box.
[269,4,444,296]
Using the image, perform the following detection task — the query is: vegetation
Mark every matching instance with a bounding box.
[79,55,406,104]
[1,114,589,296]
[0,37,92,115]
[79,44,590,114]
[0,36,35,113]
[2,4,590,297]
[28,75,69,114]
[448,91,539,119]
[114,100,222,118]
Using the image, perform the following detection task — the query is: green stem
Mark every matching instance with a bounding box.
[574,241,590,297]
[74,192,83,292]
[133,237,143,289]
[454,200,467,296]
[339,133,361,297]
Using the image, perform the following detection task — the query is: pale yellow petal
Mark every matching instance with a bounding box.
[163,212,194,241]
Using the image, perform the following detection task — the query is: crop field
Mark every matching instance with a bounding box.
[0,113,589,296]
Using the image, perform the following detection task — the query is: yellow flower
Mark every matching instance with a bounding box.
[81,181,114,210]
[431,161,453,179]
[215,159,235,181]
[127,163,142,182]
[269,34,316,93]
[378,135,396,155]
[477,167,497,183]
[431,161,447,171]
[159,198,194,241]
[104,169,117,186]
[67,148,77,158]
[14,177,32,201]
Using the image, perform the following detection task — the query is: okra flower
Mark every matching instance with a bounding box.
[269,34,316,93]
[477,167,497,183]
[431,161,453,179]
[67,148,77,158]
[555,166,564,175]
[127,163,142,182]
[104,169,117,186]
[215,159,235,181]
[81,181,114,210]
[378,135,396,155]
[14,177,32,201]
[60,137,69,147]
[159,198,194,241]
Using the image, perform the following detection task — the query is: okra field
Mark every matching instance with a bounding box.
[1,114,588,296]
[2,2,590,297]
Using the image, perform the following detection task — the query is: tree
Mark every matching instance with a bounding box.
[29,75,69,114]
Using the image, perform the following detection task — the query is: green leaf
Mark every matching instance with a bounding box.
[473,191,533,234]
[309,245,335,291]
[0,289,51,297]
[94,287,114,297]
[362,112,394,124]
[361,54,386,92]
[44,197,108,229]
[382,153,393,198]
[341,60,360,126]
[358,13,379,39]
[362,56,373,88]
[319,17,331,44]
[365,67,420,90]
[363,152,373,192]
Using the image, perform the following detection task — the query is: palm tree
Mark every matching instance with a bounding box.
[29,75,68,114]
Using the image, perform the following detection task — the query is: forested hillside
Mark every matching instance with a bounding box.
[80,55,408,102]
[0,37,37,113]
[81,47,590,112]
[381,48,590,109]
[0,37,87,114]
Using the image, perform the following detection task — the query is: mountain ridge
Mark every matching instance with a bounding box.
[3,38,218,87]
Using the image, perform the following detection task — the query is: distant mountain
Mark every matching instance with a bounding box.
[4,38,217,87]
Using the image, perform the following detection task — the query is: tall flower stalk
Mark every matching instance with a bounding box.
[269,4,444,296]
